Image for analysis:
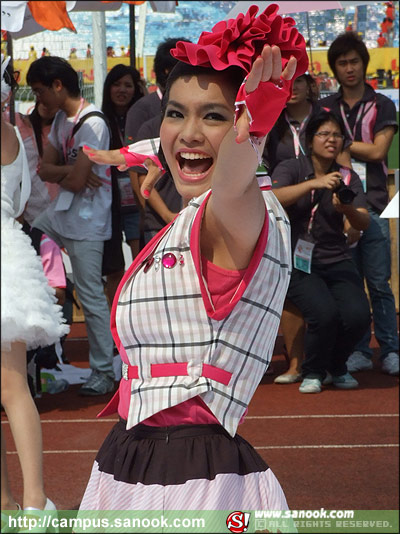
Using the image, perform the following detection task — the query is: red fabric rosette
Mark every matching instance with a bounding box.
[171,4,308,138]
[171,4,308,78]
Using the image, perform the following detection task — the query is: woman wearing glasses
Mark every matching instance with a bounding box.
[272,110,371,394]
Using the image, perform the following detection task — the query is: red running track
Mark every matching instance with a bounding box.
[2,324,398,511]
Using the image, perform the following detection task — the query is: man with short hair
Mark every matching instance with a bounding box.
[27,56,115,395]
[320,32,399,376]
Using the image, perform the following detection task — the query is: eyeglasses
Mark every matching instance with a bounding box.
[315,131,345,141]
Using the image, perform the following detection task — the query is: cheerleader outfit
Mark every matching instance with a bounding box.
[1,127,69,352]
[80,183,291,510]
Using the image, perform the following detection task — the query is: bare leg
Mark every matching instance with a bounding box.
[1,342,47,509]
[277,300,305,378]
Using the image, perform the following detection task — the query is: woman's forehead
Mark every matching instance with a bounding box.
[317,120,340,131]
[169,73,237,102]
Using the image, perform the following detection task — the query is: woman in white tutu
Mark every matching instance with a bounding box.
[1,55,69,513]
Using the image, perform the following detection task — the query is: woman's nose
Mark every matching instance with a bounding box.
[180,118,204,144]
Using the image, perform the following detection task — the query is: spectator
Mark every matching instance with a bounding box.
[106,46,115,58]
[320,32,399,376]
[264,73,320,174]
[101,64,146,303]
[377,33,388,48]
[1,54,67,513]
[28,45,37,61]
[86,44,92,59]
[385,2,395,21]
[272,110,371,394]
[41,47,50,57]
[69,47,77,60]
[119,45,126,57]
[26,56,116,395]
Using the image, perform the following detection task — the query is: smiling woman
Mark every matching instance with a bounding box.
[79,3,309,512]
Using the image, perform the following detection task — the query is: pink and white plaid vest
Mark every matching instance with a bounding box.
[114,188,291,437]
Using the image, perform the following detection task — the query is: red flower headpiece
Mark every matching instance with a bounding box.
[171,4,308,78]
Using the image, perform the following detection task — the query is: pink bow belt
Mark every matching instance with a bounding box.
[121,362,232,386]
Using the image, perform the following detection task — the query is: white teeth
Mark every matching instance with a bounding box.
[180,152,210,160]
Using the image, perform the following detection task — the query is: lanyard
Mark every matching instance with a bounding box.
[340,100,375,141]
[62,97,85,163]
[285,106,311,158]
[307,189,319,234]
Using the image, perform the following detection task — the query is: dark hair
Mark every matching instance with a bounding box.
[305,110,345,147]
[153,37,191,91]
[26,56,80,97]
[327,32,370,78]
[158,62,245,171]
[3,62,19,94]
[27,102,55,157]
[101,63,146,149]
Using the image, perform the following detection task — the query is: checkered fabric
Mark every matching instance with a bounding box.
[116,189,291,437]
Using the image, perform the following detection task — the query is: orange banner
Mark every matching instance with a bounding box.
[27,1,76,32]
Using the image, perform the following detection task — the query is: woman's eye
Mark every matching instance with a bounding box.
[205,112,226,121]
[165,109,183,119]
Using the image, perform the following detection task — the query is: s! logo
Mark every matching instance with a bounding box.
[226,511,250,533]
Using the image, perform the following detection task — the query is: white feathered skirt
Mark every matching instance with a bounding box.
[1,215,69,352]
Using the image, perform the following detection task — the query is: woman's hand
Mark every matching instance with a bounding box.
[139,159,163,199]
[83,145,125,167]
[313,171,342,191]
[235,45,297,144]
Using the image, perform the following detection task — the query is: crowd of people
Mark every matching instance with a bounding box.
[1,2,398,515]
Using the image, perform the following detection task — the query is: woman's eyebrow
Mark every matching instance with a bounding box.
[166,100,231,113]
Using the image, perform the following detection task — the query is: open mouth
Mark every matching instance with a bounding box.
[176,151,213,180]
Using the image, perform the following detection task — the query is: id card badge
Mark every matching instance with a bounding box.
[117,175,136,207]
[351,159,367,192]
[294,238,315,274]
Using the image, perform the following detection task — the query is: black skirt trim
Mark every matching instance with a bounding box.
[95,420,269,486]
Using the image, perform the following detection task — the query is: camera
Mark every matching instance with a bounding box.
[334,180,357,204]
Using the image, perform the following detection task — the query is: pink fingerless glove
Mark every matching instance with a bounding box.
[119,146,164,171]
[234,77,292,138]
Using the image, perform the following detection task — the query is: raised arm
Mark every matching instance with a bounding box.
[203,46,297,269]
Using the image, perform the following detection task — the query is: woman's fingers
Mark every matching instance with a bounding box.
[260,45,273,82]
[245,56,264,93]
[139,160,163,198]
[282,55,298,81]
[270,45,282,84]
[82,145,125,166]
[245,45,298,90]
[235,112,251,144]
